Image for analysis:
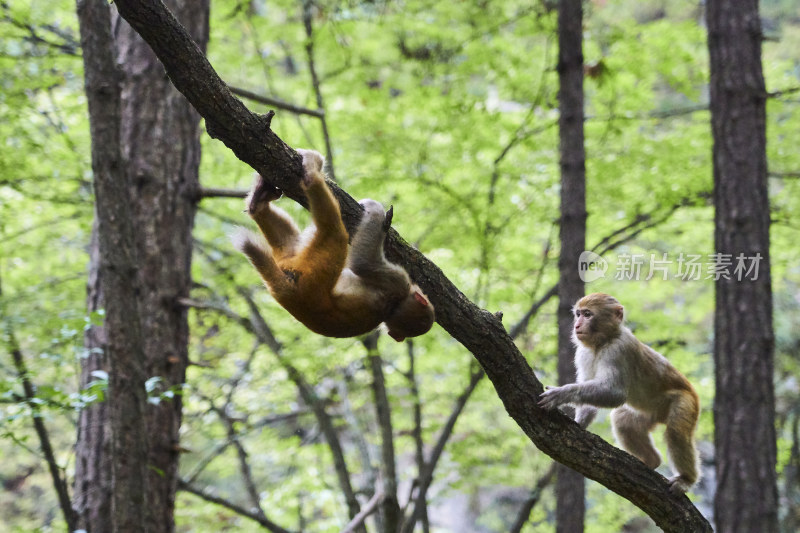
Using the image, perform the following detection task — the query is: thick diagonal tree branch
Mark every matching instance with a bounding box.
[110,1,711,530]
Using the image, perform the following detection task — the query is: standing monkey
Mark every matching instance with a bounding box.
[234,149,434,341]
[538,293,700,494]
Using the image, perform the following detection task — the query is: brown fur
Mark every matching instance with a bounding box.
[539,293,700,494]
[234,149,434,341]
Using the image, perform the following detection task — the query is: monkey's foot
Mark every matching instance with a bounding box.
[246,175,282,215]
[296,149,324,188]
[359,199,388,227]
[667,474,693,495]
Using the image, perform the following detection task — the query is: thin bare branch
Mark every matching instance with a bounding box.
[508,463,558,533]
[198,187,248,199]
[769,170,800,179]
[184,409,313,485]
[179,480,295,533]
[178,297,253,332]
[767,85,800,99]
[341,486,386,533]
[192,245,365,527]
[229,85,324,118]
[508,284,559,340]
[587,104,709,122]
[364,333,400,531]
[1,1,80,55]
[301,0,336,180]
[406,340,430,533]
[401,367,484,533]
[1,275,77,531]
[208,400,268,522]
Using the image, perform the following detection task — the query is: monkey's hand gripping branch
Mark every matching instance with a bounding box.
[537,385,575,410]
[109,2,712,531]
[539,382,626,411]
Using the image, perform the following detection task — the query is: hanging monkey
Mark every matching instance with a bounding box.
[538,293,700,494]
[234,149,434,342]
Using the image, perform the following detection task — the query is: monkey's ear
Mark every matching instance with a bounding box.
[383,205,394,231]
[614,305,624,321]
[413,290,428,306]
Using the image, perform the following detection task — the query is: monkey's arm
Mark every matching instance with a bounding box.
[347,200,403,279]
[346,201,412,303]
[538,364,627,410]
[299,151,348,238]
[293,151,349,296]
[347,200,388,270]
[538,380,626,410]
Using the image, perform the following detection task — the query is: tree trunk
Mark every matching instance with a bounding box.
[76,0,149,530]
[556,0,587,531]
[74,1,208,531]
[113,4,208,530]
[707,1,778,531]
[74,223,115,532]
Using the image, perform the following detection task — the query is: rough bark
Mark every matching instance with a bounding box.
[75,1,208,532]
[76,1,149,530]
[707,1,778,531]
[112,3,208,530]
[555,0,587,531]
[74,223,114,532]
[110,1,711,530]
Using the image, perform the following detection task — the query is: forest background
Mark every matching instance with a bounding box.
[1,0,799,532]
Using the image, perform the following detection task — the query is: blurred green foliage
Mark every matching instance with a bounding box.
[1,0,799,531]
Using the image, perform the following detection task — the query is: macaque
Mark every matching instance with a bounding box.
[234,149,434,342]
[538,293,700,494]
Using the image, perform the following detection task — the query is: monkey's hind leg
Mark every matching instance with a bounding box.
[611,406,661,469]
[664,392,700,494]
[232,229,290,294]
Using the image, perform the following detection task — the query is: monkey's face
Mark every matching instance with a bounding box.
[386,288,435,342]
[573,307,594,341]
[572,293,625,349]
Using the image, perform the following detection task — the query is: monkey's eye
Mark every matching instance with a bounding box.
[582,310,593,318]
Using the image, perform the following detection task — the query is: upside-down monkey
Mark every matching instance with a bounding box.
[538,293,700,494]
[234,149,434,342]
